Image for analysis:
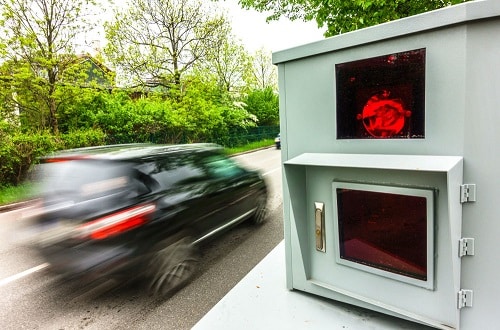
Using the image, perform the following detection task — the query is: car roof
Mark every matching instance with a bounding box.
[41,143,224,162]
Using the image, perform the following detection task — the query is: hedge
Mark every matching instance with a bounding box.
[0,128,106,187]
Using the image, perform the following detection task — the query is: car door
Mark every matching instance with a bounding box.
[142,154,221,237]
[197,154,256,235]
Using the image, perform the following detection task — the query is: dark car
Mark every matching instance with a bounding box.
[28,143,268,296]
[275,133,281,149]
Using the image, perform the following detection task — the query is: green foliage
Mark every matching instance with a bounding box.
[57,88,108,132]
[223,138,274,155]
[54,75,257,146]
[0,130,58,186]
[0,183,34,205]
[238,0,471,36]
[95,76,255,143]
[243,87,279,126]
[0,60,49,131]
[95,94,175,144]
[0,127,106,186]
[59,129,107,149]
[0,0,104,134]
[173,75,256,144]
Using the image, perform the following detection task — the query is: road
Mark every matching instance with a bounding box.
[0,147,283,330]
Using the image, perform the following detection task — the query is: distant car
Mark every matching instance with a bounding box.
[28,143,268,296]
[275,133,281,149]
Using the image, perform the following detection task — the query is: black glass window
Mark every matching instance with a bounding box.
[336,49,426,139]
[336,188,428,281]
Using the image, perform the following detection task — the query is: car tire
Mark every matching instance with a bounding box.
[250,192,267,225]
[148,235,199,297]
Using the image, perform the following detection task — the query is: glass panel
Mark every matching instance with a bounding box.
[336,188,428,281]
[336,49,426,139]
[204,155,244,179]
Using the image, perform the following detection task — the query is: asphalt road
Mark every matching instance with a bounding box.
[0,146,283,330]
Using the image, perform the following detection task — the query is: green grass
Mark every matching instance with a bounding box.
[0,183,35,206]
[224,139,275,155]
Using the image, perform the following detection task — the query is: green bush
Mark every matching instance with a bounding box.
[60,128,107,149]
[0,128,107,187]
[244,87,279,126]
[90,80,257,145]
[0,131,58,186]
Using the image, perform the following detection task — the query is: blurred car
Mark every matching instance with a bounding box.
[28,143,268,296]
[275,133,281,149]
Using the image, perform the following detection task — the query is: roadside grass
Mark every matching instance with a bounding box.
[0,183,36,206]
[224,139,275,155]
[0,139,276,206]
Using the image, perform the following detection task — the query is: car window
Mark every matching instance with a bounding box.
[203,155,244,179]
[144,154,206,189]
[36,160,143,199]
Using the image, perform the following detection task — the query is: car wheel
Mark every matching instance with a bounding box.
[148,235,199,297]
[250,192,267,225]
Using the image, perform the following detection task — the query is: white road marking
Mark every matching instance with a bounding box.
[0,263,49,287]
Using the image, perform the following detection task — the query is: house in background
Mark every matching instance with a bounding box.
[66,54,115,91]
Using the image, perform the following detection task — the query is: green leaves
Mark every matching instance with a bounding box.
[238,0,471,36]
[243,87,279,126]
[0,0,107,134]
[0,128,107,186]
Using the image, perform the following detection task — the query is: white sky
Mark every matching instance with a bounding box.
[217,1,326,53]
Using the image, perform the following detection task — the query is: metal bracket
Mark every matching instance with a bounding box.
[458,289,474,309]
[460,184,476,203]
[459,238,475,257]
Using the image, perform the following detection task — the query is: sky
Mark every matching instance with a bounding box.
[217,1,326,53]
[79,1,326,55]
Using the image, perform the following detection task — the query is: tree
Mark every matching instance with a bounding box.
[237,0,471,36]
[247,48,277,91]
[0,0,102,134]
[104,0,228,89]
[199,24,253,94]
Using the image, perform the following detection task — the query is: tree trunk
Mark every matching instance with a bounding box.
[49,97,59,135]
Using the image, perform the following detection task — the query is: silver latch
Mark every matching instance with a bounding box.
[459,238,475,257]
[460,184,476,203]
[315,202,326,252]
[458,289,473,309]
